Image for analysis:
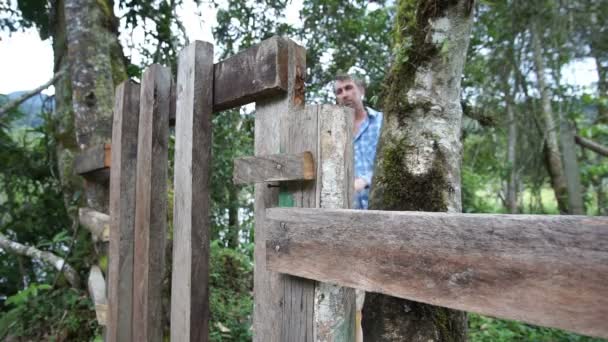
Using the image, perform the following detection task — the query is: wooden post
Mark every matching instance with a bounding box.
[171,41,213,341]
[266,208,608,339]
[253,37,309,342]
[313,105,356,341]
[107,80,140,342]
[133,65,171,342]
[253,99,357,339]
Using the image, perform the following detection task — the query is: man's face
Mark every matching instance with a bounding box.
[334,79,364,111]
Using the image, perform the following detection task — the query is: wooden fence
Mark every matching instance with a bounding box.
[74,36,608,341]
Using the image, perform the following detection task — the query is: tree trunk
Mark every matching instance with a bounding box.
[531,21,569,214]
[64,0,127,212]
[559,119,585,214]
[364,0,474,340]
[228,186,239,248]
[506,86,518,214]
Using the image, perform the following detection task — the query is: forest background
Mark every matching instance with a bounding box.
[0,0,606,340]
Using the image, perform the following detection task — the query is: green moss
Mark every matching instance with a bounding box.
[382,0,466,119]
[95,0,112,19]
[373,137,449,212]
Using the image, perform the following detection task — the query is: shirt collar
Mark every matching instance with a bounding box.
[366,107,380,118]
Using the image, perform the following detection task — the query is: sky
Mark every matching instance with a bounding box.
[0,0,598,96]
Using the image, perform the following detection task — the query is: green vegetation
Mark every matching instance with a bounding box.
[1,0,607,340]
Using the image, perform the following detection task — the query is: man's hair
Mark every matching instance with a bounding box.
[335,73,366,91]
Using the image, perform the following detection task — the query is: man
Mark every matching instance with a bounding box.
[334,74,383,210]
[334,74,383,341]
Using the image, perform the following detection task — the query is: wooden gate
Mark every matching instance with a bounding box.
[74,36,608,341]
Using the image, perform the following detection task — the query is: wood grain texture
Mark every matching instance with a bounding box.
[107,80,140,342]
[314,105,356,342]
[266,208,608,339]
[253,38,307,342]
[171,41,213,342]
[88,265,107,326]
[79,207,110,242]
[233,151,314,185]
[133,65,171,342]
[214,36,288,111]
[74,143,111,175]
[166,36,288,124]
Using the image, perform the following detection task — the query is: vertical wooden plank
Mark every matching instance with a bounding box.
[108,80,140,342]
[253,38,308,342]
[314,105,356,342]
[133,65,171,342]
[171,41,213,342]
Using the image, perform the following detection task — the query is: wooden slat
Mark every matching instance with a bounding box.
[171,41,213,342]
[79,207,109,242]
[266,208,608,339]
[107,80,140,342]
[313,105,356,341]
[214,36,288,112]
[133,65,171,342]
[233,151,314,185]
[88,265,107,326]
[252,38,307,342]
[167,36,288,125]
[74,143,111,175]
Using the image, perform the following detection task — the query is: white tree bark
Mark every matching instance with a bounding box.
[364,0,474,341]
[531,20,569,214]
[0,233,79,287]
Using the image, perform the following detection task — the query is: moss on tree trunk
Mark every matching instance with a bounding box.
[364,0,474,340]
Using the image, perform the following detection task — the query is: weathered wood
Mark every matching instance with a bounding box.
[133,65,171,342]
[167,36,288,125]
[214,36,288,112]
[171,41,213,342]
[88,265,107,326]
[74,143,111,175]
[107,80,140,342]
[314,105,356,342]
[253,39,307,342]
[233,151,315,185]
[79,207,109,242]
[266,208,608,339]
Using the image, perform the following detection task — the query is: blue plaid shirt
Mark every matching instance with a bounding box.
[354,107,383,209]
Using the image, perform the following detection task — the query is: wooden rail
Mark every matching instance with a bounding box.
[265,207,608,339]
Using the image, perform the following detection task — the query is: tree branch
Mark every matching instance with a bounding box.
[575,135,608,157]
[0,232,80,288]
[0,69,65,120]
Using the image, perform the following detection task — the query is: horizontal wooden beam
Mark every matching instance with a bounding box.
[169,36,289,124]
[265,208,608,339]
[88,265,107,326]
[74,143,111,180]
[233,151,314,185]
[79,207,110,242]
[213,36,288,112]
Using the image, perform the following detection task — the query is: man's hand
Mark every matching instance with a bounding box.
[354,177,367,192]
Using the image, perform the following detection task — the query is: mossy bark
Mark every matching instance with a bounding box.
[61,0,127,212]
[364,0,474,340]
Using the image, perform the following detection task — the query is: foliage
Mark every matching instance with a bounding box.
[298,0,392,103]
[0,283,99,340]
[469,313,606,342]
[209,240,253,341]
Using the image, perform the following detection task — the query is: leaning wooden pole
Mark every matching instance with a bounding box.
[132,65,171,342]
[253,37,309,342]
[107,80,140,342]
[171,41,213,342]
